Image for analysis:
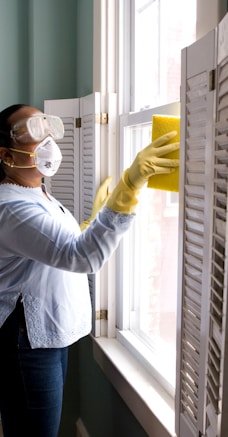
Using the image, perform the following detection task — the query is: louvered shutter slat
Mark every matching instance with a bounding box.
[185,186,204,197]
[206,403,218,436]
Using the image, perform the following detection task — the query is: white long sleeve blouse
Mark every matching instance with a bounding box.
[0,183,134,348]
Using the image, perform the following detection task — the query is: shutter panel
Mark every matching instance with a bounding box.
[44,99,80,220]
[204,12,228,437]
[44,94,102,337]
[79,93,102,337]
[79,93,101,222]
[176,30,216,437]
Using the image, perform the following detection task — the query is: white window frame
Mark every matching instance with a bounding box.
[92,1,227,436]
[116,101,180,398]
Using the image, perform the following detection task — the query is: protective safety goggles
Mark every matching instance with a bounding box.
[10,114,64,143]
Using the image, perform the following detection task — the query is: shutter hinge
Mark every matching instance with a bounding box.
[75,117,81,128]
[76,114,108,127]
[95,309,108,320]
[209,69,215,91]
[95,112,108,124]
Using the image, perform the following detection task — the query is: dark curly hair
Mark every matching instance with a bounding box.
[0,104,27,181]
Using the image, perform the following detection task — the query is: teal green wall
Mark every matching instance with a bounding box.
[75,337,147,437]
[29,0,77,108]
[60,337,147,437]
[75,0,94,97]
[0,0,30,106]
[0,0,93,111]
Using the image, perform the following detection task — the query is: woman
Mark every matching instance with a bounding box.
[0,104,179,437]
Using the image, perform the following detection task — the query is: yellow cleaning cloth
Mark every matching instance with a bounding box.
[147,114,180,191]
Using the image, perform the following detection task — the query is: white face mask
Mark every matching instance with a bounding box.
[8,137,62,177]
[33,137,62,177]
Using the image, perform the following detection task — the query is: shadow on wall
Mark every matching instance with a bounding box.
[58,342,80,437]
[73,336,148,437]
[0,420,3,437]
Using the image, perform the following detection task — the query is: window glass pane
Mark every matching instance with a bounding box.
[134,0,196,111]
[124,121,178,385]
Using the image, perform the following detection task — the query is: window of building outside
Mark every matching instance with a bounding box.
[118,0,196,393]
[133,0,196,111]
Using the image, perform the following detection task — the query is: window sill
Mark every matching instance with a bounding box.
[92,335,176,437]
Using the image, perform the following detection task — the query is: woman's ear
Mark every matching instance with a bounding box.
[0,147,13,165]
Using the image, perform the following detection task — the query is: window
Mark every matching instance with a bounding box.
[118,103,180,394]
[117,0,196,395]
[93,1,227,435]
[132,0,196,111]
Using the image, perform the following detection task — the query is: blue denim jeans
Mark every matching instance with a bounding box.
[0,300,68,437]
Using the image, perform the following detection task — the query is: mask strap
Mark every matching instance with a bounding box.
[8,148,38,157]
[4,161,37,169]
[4,147,38,169]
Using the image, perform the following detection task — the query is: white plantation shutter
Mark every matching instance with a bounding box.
[78,92,118,337]
[79,93,102,337]
[44,98,80,220]
[204,13,228,437]
[176,31,216,437]
[177,12,228,437]
[44,94,102,337]
[79,93,101,222]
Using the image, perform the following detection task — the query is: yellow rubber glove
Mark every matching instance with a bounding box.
[80,176,112,231]
[107,131,179,214]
